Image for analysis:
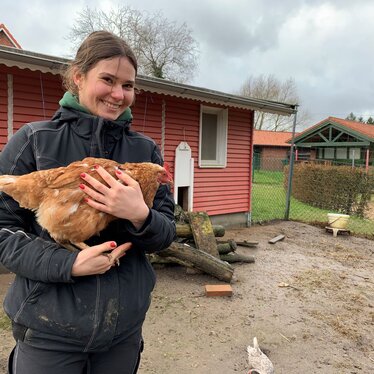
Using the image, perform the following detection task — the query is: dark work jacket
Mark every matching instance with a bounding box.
[0,107,176,352]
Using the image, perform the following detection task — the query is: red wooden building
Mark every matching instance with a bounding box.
[0,44,295,226]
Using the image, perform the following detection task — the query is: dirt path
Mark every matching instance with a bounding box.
[1,221,373,373]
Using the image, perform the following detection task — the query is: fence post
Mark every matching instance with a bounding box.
[285,106,299,220]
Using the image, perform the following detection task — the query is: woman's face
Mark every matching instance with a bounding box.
[74,56,136,120]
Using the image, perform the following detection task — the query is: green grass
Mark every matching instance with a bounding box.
[252,170,284,185]
[251,170,374,238]
[0,310,11,331]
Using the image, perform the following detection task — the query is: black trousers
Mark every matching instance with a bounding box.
[8,339,143,374]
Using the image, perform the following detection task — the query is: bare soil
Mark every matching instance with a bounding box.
[1,221,373,373]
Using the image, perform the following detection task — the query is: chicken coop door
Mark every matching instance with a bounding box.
[174,141,194,211]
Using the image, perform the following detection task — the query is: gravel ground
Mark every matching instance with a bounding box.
[1,221,373,373]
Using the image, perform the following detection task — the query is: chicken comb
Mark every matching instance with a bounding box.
[163,162,173,181]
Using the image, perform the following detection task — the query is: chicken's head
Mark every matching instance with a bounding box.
[159,162,173,185]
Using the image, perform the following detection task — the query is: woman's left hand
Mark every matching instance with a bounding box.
[80,166,149,230]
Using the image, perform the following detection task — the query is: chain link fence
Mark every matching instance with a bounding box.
[251,157,374,238]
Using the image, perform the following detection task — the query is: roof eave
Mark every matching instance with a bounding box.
[0,45,297,116]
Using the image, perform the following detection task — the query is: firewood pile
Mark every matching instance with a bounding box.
[149,206,257,282]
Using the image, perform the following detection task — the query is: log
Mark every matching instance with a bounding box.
[158,242,234,283]
[220,253,255,263]
[235,240,259,248]
[187,212,219,258]
[217,243,236,255]
[217,239,237,251]
[176,224,225,238]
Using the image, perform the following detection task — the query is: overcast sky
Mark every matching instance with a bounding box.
[3,0,374,129]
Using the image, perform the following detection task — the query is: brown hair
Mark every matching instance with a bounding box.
[62,31,138,96]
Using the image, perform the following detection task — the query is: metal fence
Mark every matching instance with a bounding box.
[251,157,374,238]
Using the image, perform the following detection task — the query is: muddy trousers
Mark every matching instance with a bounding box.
[8,339,143,374]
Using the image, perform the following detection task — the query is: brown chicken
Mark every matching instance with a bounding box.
[0,157,172,251]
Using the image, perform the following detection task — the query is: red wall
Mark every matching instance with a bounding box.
[132,93,252,215]
[0,65,63,149]
[0,68,7,148]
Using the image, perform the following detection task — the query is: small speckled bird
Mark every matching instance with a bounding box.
[0,157,172,251]
[247,337,275,374]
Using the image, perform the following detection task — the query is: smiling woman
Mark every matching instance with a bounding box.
[0,30,176,374]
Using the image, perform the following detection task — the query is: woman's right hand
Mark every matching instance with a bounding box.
[71,241,132,276]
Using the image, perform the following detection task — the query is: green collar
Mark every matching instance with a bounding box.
[59,92,132,121]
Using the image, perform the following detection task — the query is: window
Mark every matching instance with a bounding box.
[349,148,360,160]
[324,148,334,159]
[336,147,347,159]
[199,106,228,167]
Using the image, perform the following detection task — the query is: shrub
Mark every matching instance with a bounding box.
[284,163,374,217]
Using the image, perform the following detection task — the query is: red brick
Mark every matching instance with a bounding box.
[205,284,233,297]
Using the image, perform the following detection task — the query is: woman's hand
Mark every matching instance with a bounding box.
[71,241,132,276]
[80,166,150,230]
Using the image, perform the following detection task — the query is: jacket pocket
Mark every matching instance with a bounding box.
[4,278,48,323]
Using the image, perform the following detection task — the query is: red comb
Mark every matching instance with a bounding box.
[163,162,173,182]
[164,162,170,171]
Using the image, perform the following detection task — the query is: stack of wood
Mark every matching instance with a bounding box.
[149,210,257,282]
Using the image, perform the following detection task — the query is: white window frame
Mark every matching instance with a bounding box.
[199,105,228,168]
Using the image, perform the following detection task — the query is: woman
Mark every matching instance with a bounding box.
[0,31,176,374]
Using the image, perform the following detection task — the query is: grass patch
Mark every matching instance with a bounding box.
[0,310,11,331]
[252,170,284,185]
[251,170,374,238]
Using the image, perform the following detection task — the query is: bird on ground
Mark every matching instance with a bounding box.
[0,157,173,251]
[247,337,275,374]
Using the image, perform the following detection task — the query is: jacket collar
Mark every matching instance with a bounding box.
[52,106,132,140]
[59,91,133,122]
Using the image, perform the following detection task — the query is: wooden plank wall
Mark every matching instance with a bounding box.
[0,65,63,150]
[0,66,7,148]
[133,94,252,216]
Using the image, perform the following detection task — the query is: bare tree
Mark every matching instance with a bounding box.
[238,74,310,131]
[68,6,199,83]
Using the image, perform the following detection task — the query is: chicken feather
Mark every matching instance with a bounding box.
[0,157,172,250]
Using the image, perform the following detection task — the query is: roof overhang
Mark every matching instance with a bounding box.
[291,121,374,147]
[0,45,297,116]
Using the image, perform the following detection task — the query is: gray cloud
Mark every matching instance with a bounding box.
[3,0,374,125]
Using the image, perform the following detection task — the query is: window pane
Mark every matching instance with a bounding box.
[336,148,347,159]
[324,148,334,159]
[201,113,217,160]
[349,148,360,160]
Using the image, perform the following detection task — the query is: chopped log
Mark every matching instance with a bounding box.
[220,253,255,263]
[158,242,234,283]
[217,243,236,255]
[216,239,237,251]
[147,253,192,267]
[176,224,225,238]
[235,240,259,248]
[187,212,220,258]
[268,234,285,244]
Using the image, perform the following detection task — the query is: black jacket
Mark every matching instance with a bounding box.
[0,107,176,352]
